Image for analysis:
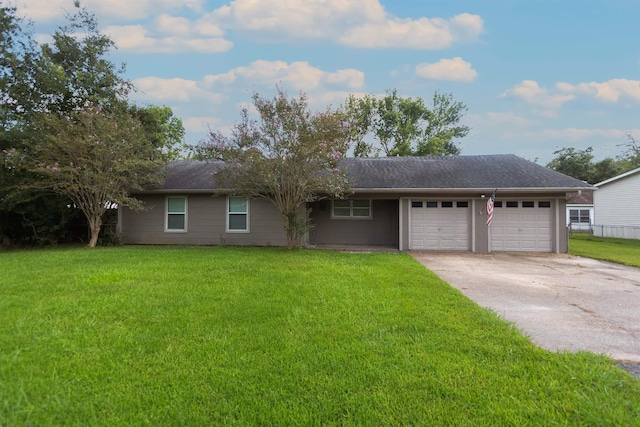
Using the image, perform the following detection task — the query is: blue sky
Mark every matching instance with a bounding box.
[16,0,640,164]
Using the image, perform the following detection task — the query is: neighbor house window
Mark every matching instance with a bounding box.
[332,200,371,218]
[166,197,187,232]
[227,197,249,232]
[569,209,590,224]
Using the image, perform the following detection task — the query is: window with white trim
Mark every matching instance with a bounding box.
[166,196,187,232]
[332,199,371,218]
[569,209,590,224]
[227,197,249,232]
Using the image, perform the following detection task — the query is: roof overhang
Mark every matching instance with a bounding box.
[348,187,594,194]
[134,186,594,196]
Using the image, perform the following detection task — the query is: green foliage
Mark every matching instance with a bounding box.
[25,104,164,247]
[569,234,640,267]
[546,146,627,184]
[620,133,640,170]
[547,134,640,184]
[129,104,185,160]
[0,5,184,247]
[546,147,596,182]
[192,88,351,248]
[34,6,132,114]
[344,89,469,157]
[1,247,639,425]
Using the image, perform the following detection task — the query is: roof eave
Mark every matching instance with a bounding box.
[349,187,594,194]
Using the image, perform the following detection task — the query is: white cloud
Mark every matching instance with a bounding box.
[202,60,365,92]
[18,0,204,21]
[103,21,231,53]
[503,79,640,113]
[132,61,363,110]
[485,112,532,126]
[541,128,638,141]
[209,0,483,49]
[556,79,640,103]
[339,14,482,49]
[501,80,574,109]
[182,116,221,133]
[415,57,477,82]
[133,77,222,103]
[19,0,482,53]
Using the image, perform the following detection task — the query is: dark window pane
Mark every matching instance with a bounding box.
[441,201,453,208]
[412,201,423,208]
[539,201,551,208]
[494,201,503,208]
[168,197,185,213]
[352,200,370,208]
[167,214,185,230]
[229,197,247,213]
[352,208,370,217]
[506,201,518,208]
[457,201,469,208]
[426,201,438,208]
[229,214,247,230]
[523,201,535,208]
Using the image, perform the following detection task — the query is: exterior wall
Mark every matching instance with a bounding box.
[594,171,640,233]
[309,198,398,247]
[120,193,288,246]
[121,192,570,252]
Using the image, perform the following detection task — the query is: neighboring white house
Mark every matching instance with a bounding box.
[593,167,640,239]
[566,191,594,231]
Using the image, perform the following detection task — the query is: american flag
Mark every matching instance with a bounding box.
[486,191,496,226]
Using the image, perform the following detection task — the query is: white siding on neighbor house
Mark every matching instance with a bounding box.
[594,170,640,228]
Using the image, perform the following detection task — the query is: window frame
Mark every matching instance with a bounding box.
[165,196,187,233]
[569,208,591,224]
[331,199,372,219]
[227,196,250,233]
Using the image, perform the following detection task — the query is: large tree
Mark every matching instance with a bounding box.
[26,104,165,247]
[0,4,183,246]
[344,89,469,157]
[129,104,185,160]
[192,89,351,249]
[546,146,625,184]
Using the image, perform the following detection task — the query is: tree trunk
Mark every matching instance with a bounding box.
[87,216,102,248]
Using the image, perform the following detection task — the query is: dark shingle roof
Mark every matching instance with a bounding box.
[344,155,593,190]
[148,155,593,192]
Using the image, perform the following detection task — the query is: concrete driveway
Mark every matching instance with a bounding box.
[411,252,640,363]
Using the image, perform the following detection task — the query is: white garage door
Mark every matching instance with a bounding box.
[490,201,552,252]
[410,200,470,250]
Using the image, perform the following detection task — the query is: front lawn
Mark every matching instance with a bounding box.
[1,247,639,425]
[569,233,640,267]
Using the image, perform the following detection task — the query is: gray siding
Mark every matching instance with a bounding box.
[309,199,398,247]
[121,194,287,246]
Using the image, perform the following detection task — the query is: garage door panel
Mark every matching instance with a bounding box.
[410,201,470,250]
[490,202,552,252]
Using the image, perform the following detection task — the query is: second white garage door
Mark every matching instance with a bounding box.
[490,201,552,252]
[410,201,470,250]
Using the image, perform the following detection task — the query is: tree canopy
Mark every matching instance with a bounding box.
[191,88,351,249]
[0,4,183,247]
[344,89,469,157]
[546,145,632,184]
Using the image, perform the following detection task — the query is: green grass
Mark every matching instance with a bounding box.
[569,233,640,267]
[1,247,639,426]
